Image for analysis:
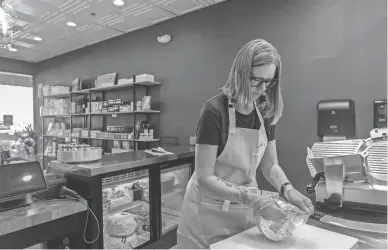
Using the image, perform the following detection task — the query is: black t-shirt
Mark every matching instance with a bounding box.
[196,93,276,157]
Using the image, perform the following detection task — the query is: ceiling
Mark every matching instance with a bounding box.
[0,0,227,63]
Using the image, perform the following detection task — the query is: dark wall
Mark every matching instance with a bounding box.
[0,57,37,75]
[35,0,387,192]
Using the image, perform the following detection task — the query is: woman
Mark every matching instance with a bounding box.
[177,39,314,249]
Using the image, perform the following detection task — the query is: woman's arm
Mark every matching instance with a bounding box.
[260,140,292,192]
[195,144,260,205]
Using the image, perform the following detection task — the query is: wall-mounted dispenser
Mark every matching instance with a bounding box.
[317,99,355,141]
[373,99,387,129]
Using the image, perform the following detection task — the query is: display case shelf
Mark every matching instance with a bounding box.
[106,200,145,217]
[161,214,180,235]
[102,169,149,188]
[161,188,184,200]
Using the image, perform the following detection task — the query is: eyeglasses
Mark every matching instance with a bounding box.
[250,76,278,89]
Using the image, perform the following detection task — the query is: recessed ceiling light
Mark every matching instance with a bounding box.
[66,21,77,27]
[113,0,124,6]
[9,47,17,52]
[33,36,42,41]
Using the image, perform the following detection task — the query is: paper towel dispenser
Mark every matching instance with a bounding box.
[317,99,355,138]
[373,100,387,129]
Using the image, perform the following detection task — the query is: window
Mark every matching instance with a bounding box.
[0,72,33,151]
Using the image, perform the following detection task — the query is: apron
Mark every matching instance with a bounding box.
[177,99,268,249]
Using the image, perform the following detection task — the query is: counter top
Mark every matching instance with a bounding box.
[0,198,87,237]
[307,218,387,249]
[210,217,387,249]
[48,146,195,177]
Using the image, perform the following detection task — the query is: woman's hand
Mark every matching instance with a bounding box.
[284,189,314,215]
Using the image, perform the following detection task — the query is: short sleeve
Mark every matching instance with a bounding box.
[196,102,221,145]
[264,119,276,141]
[267,125,276,141]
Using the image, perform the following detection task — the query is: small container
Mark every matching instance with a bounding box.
[136,100,142,111]
[142,96,151,110]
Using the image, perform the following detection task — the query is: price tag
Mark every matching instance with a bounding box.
[112,112,117,118]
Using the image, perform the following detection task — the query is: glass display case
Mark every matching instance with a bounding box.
[160,164,191,235]
[102,169,151,249]
[52,146,196,249]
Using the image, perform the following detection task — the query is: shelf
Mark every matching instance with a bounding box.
[90,111,133,115]
[134,81,161,87]
[135,110,160,114]
[43,134,71,138]
[42,93,70,98]
[41,112,160,117]
[90,137,132,141]
[89,110,160,115]
[135,139,160,142]
[90,137,160,142]
[71,89,90,94]
[43,155,56,158]
[42,114,70,117]
[89,81,161,92]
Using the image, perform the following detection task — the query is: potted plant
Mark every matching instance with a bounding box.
[12,124,41,160]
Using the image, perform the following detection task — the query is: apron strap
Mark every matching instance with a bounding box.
[254,102,268,147]
[254,102,265,127]
[228,99,236,134]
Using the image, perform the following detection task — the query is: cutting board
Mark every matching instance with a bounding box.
[210,224,358,249]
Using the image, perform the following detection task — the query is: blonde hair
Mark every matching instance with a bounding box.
[221,38,284,125]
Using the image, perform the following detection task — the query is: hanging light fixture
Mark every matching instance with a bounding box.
[0,0,19,50]
[0,0,18,36]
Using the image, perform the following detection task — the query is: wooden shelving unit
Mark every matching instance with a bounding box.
[40,74,161,167]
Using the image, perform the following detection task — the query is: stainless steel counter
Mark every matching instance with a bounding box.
[48,146,195,177]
